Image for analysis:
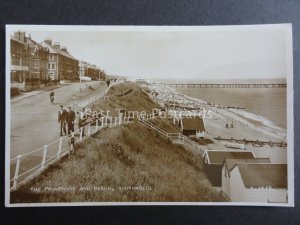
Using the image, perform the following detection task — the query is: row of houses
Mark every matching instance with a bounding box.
[10,31,106,91]
[203,150,287,203]
[79,61,106,81]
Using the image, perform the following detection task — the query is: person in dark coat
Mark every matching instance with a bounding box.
[66,106,75,135]
[58,105,67,136]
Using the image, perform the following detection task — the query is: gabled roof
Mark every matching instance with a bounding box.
[181,117,205,131]
[205,150,254,164]
[27,38,38,47]
[224,158,270,172]
[40,42,78,61]
[235,163,287,188]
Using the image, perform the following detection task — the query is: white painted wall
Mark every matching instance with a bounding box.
[196,130,205,138]
[229,167,246,202]
[221,165,230,198]
[229,167,287,203]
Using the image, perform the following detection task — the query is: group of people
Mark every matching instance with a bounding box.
[225,121,234,128]
[58,105,89,136]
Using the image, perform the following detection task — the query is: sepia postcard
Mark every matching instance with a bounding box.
[5,24,294,207]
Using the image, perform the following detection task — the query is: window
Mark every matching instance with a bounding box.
[48,63,56,70]
[34,59,39,69]
[49,54,54,60]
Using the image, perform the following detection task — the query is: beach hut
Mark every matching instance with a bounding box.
[221,158,270,198]
[202,150,255,187]
[179,116,205,139]
[227,163,287,203]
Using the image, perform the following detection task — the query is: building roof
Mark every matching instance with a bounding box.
[181,117,205,131]
[236,163,287,188]
[205,150,254,164]
[10,36,25,45]
[40,42,78,61]
[224,158,270,172]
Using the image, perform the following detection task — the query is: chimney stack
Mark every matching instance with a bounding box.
[53,42,61,50]
[44,38,52,46]
[61,46,68,52]
[14,31,26,43]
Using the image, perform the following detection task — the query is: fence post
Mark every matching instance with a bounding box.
[101,117,104,128]
[110,117,112,127]
[114,117,117,127]
[95,120,98,131]
[57,137,63,160]
[80,127,83,141]
[105,116,108,126]
[13,155,22,191]
[88,124,91,136]
[41,145,48,169]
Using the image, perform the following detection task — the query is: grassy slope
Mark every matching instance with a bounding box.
[11,82,226,203]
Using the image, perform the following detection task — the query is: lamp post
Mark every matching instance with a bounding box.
[80,67,83,93]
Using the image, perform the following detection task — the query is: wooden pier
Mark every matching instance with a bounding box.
[162,83,287,88]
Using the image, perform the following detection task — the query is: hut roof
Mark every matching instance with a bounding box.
[181,117,205,131]
[235,163,287,188]
[205,150,254,164]
[224,158,270,172]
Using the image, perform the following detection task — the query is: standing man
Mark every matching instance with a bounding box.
[58,105,67,136]
[66,106,75,135]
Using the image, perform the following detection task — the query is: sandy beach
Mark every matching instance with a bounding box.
[147,83,287,164]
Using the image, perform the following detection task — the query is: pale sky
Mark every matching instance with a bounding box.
[13,26,290,80]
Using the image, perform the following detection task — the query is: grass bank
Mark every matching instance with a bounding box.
[11,82,226,203]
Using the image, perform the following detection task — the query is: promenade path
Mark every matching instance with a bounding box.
[10,81,108,159]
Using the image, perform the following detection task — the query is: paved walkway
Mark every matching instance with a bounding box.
[10,81,109,158]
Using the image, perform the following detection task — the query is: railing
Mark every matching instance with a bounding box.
[10,115,132,191]
[10,81,129,191]
[75,90,106,109]
[73,81,120,111]
[139,119,168,137]
[138,118,206,155]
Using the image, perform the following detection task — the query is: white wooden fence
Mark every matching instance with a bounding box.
[10,81,122,191]
[138,119,206,155]
[10,115,132,191]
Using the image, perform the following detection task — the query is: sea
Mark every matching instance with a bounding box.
[156,79,287,130]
